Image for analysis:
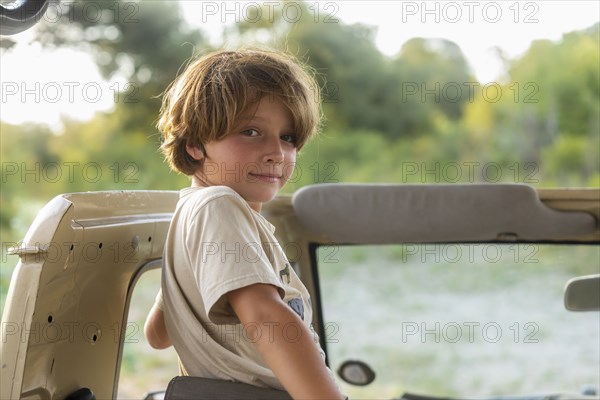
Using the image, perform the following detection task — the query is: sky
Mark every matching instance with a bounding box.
[1,0,599,129]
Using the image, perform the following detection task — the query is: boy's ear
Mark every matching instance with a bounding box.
[186,144,204,160]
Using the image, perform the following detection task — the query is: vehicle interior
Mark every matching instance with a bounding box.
[1,184,598,399]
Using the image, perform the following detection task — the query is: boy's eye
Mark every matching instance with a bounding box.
[281,134,297,145]
[241,129,259,137]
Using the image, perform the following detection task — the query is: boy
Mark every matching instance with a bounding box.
[144,49,344,399]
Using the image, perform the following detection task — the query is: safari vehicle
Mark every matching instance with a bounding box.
[1,183,599,400]
[2,1,599,399]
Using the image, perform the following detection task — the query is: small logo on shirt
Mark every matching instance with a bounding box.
[287,298,304,320]
[279,263,291,284]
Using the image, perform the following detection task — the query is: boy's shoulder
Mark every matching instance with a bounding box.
[178,185,274,232]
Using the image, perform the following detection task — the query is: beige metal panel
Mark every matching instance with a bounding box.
[1,191,178,400]
[1,195,74,400]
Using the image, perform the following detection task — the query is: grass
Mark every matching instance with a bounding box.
[318,244,600,399]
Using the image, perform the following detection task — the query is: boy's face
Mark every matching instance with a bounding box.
[189,96,297,212]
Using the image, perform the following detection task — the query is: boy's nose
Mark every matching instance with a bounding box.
[264,150,284,164]
[263,140,285,164]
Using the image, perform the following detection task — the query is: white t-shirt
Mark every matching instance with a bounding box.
[160,185,324,389]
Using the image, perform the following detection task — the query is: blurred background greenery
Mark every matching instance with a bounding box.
[1,1,598,239]
[1,2,598,230]
[1,0,599,398]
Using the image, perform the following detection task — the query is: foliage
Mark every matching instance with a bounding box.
[1,2,598,238]
[34,1,207,84]
[229,3,475,138]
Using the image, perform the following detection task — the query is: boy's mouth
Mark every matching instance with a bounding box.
[248,173,282,183]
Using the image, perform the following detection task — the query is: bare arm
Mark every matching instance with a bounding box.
[228,283,345,400]
[144,302,172,349]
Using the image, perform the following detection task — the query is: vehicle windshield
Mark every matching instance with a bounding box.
[317,244,600,398]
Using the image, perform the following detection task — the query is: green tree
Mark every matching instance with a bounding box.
[392,38,475,120]
[229,3,474,139]
[491,23,600,183]
[30,0,214,143]
[509,24,599,138]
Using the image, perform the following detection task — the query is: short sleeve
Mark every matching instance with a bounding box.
[154,288,164,311]
[186,192,285,324]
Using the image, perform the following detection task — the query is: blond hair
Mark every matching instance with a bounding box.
[157,48,322,175]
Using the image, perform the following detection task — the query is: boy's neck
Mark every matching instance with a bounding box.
[189,179,263,213]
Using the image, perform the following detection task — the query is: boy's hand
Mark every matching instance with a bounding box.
[228,283,345,400]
